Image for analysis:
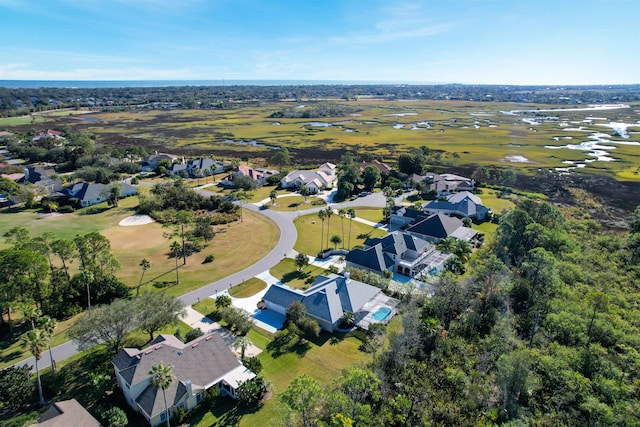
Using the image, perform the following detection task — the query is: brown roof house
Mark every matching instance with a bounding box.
[31,399,100,427]
[359,160,392,174]
[112,333,255,426]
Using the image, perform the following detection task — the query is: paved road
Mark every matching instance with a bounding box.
[12,190,400,372]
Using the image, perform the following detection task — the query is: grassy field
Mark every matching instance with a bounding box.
[269,258,330,289]
[0,194,279,297]
[228,277,267,298]
[293,212,387,255]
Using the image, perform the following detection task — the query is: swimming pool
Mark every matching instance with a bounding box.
[372,306,392,322]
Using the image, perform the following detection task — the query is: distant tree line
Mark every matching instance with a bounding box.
[2,84,639,117]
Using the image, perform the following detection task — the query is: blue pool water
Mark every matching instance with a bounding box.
[372,306,392,322]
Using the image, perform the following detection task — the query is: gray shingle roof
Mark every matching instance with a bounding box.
[34,399,100,427]
[263,275,383,328]
[113,333,241,419]
[345,244,393,273]
[407,213,463,239]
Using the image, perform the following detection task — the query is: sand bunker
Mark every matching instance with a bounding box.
[119,214,154,226]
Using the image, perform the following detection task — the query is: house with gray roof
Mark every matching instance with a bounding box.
[407,213,477,243]
[390,206,427,226]
[410,172,475,196]
[22,166,63,195]
[59,181,137,207]
[346,231,451,278]
[32,399,100,427]
[113,333,255,427]
[423,191,490,220]
[262,273,398,332]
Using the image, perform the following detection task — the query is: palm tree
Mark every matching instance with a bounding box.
[325,207,333,250]
[149,362,174,427]
[210,165,217,182]
[338,208,346,248]
[20,302,41,331]
[270,190,278,206]
[318,209,326,253]
[347,208,356,250]
[204,168,211,184]
[453,239,472,263]
[331,234,342,249]
[233,336,252,360]
[40,316,57,379]
[438,237,457,254]
[23,329,47,404]
[194,167,201,185]
[170,241,181,284]
[136,258,151,296]
[236,191,251,223]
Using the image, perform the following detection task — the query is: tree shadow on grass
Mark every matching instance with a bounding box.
[281,270,308,284]
[185,395,262,427]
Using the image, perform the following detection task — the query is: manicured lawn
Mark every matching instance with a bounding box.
[229,277,267,298]
[269,258,330,290]
[189,328,368,427]
[479,188,517,213]
[472,221,499,235]
[237,331,368,427]
[267,195,325,211]
[355,206,384,223]
[293,213,387,256]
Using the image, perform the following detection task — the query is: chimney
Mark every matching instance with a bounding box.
[185,379,193,397]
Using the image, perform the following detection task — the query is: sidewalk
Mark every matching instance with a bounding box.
[182,304,263,357]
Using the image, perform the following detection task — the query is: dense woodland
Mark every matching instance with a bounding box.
[1,84,639,116]
[277,202,640,426]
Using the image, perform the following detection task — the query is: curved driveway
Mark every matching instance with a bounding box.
[13,190,403,372]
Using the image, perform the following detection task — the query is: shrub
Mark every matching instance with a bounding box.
[175,328,184,343]
[203,254,215,264]
[185,328,204,342]
[237,375,269,407]
[58,205,74,213]
[243,356,263,374]
[101,407,128,427]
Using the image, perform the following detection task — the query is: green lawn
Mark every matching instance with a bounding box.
[354,206,384,223]
[229,277,267,298]
[293,213,387,256]
[189,328,368,427]
[269,258,330,289]
[267,195,325,211]
[479,189,517,213]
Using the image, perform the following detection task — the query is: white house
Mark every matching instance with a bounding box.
[280,162,336,193]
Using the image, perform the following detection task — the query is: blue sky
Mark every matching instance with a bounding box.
[0,0,638,84]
